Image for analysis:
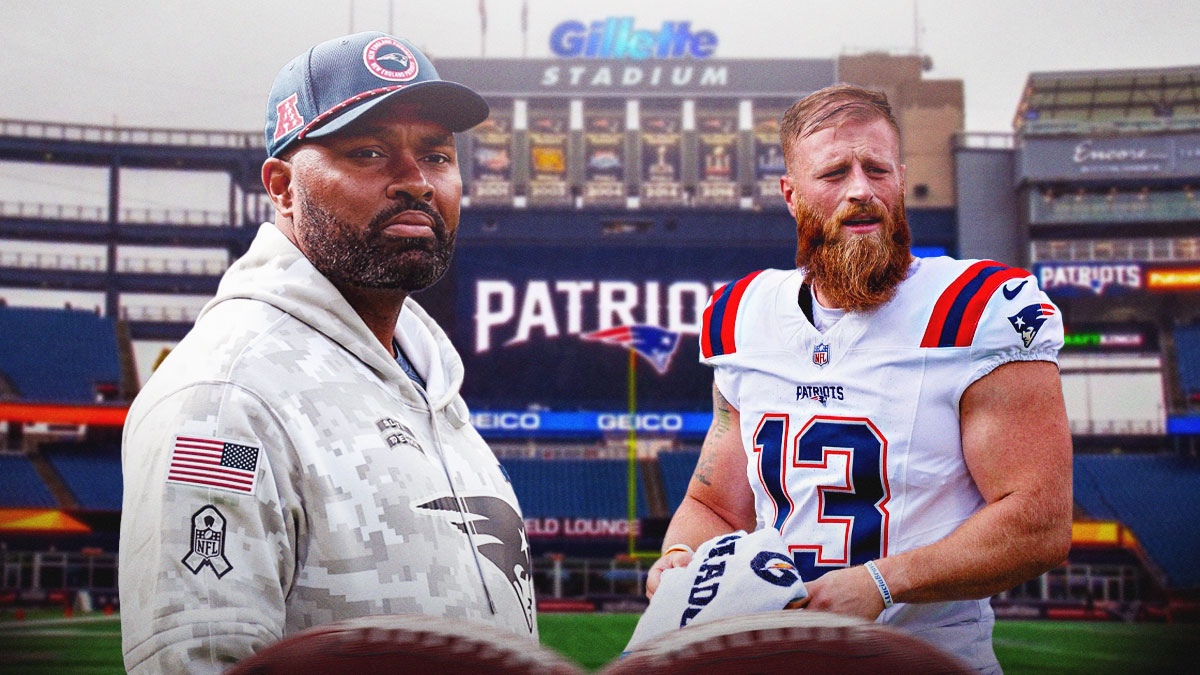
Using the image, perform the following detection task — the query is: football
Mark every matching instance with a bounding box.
[602,610,974,675]
[225,614,583,675]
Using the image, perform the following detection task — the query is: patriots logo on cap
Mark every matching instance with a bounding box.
[583,324,680,374]
[363,36,419,82]
[1008,303,1056,349]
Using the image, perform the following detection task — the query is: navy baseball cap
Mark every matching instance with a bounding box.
[265,31,489,157]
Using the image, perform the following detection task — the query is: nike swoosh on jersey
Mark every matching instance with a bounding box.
[1001,279,1029,300]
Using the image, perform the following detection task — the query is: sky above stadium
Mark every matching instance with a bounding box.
[4,0,1200,134]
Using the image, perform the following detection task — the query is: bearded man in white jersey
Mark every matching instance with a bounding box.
[645,84,1073,672]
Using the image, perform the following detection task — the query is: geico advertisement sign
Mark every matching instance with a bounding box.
[471,411,686,433]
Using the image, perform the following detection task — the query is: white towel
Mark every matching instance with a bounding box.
[624,528,807,653]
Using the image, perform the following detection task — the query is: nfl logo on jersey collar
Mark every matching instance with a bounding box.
[812,342,831,368]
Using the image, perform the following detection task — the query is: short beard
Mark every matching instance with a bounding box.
[794,197,912,312]
[295,190,455,292]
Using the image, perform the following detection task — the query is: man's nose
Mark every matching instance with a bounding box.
[386,154,434,202]
[844,164,874,204]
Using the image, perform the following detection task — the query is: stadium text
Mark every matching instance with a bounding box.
[549,18,717,59]
[475,279,723,352]
[524,518,640,539]
[540,64,730,90]
[598,413,683,432]
[471,411,687,433]
[472,411,542,431]
[1037,263,1142,295]
[1072,140,1169,165]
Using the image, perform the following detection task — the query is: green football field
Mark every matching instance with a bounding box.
[0,610,1195,674]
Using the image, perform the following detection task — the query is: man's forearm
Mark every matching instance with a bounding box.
[876,490,1071,604]
[661,494,748,553]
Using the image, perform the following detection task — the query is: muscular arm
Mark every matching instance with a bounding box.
[646,382,758,597]
[801,360,1073,617]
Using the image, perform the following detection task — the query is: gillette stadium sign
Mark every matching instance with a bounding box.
[550,17,718,59]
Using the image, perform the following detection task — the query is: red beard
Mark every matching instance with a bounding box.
[793,197,913,312]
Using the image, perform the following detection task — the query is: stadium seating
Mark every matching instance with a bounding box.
[1174,325,1200,399]
[41,443,123,511]
[502,458,648,519]
[0,454,58,507]
[1074,454,1200,589]
[658,449,700,514]
[0,306,121,403]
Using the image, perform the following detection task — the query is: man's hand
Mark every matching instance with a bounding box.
[790,565,885,621]
[645,548,693,599]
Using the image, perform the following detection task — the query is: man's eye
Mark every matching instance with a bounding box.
[351,149,385,158]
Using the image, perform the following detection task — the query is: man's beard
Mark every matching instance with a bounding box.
[794,196,912,312]
[295,191,455,292]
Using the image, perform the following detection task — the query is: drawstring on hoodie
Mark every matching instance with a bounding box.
[412,382,498,616]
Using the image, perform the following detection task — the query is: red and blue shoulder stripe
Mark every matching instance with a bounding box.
[920,261,1031,348]
[701,270,764,358]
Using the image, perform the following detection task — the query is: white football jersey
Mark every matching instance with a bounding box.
[699,257,1063,670]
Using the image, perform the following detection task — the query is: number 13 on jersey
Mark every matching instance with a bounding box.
[752,414,892,581]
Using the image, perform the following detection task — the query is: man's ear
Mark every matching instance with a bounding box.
[262,156,295,218]
[780,173,798,213]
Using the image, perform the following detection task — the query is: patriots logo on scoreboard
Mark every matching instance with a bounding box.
[812,342,830,368]
[583,324,680,374]
[1008,303,1057,349]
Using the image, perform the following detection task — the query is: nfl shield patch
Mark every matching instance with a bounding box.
[812,343,830,368]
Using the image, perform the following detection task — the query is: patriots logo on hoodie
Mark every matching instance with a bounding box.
[1008,303,1056,349]
[419,495,535,633]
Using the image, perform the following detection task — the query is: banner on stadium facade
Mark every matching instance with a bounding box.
[436,59,835,98]
[469,105,514,205]
[753,103,788,207]
[583,106,627,206]
[1034,262,1143,297]
[1019,133,1200,181]
[527,103,572,206]
[694,104,739,207]
[1145,265,1200,291]
[639,104,684,206]
[1035,261,1200,296]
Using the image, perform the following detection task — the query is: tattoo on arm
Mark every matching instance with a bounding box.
[694,387,735,487]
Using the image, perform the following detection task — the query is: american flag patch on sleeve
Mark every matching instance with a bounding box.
[166,435,261,495]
